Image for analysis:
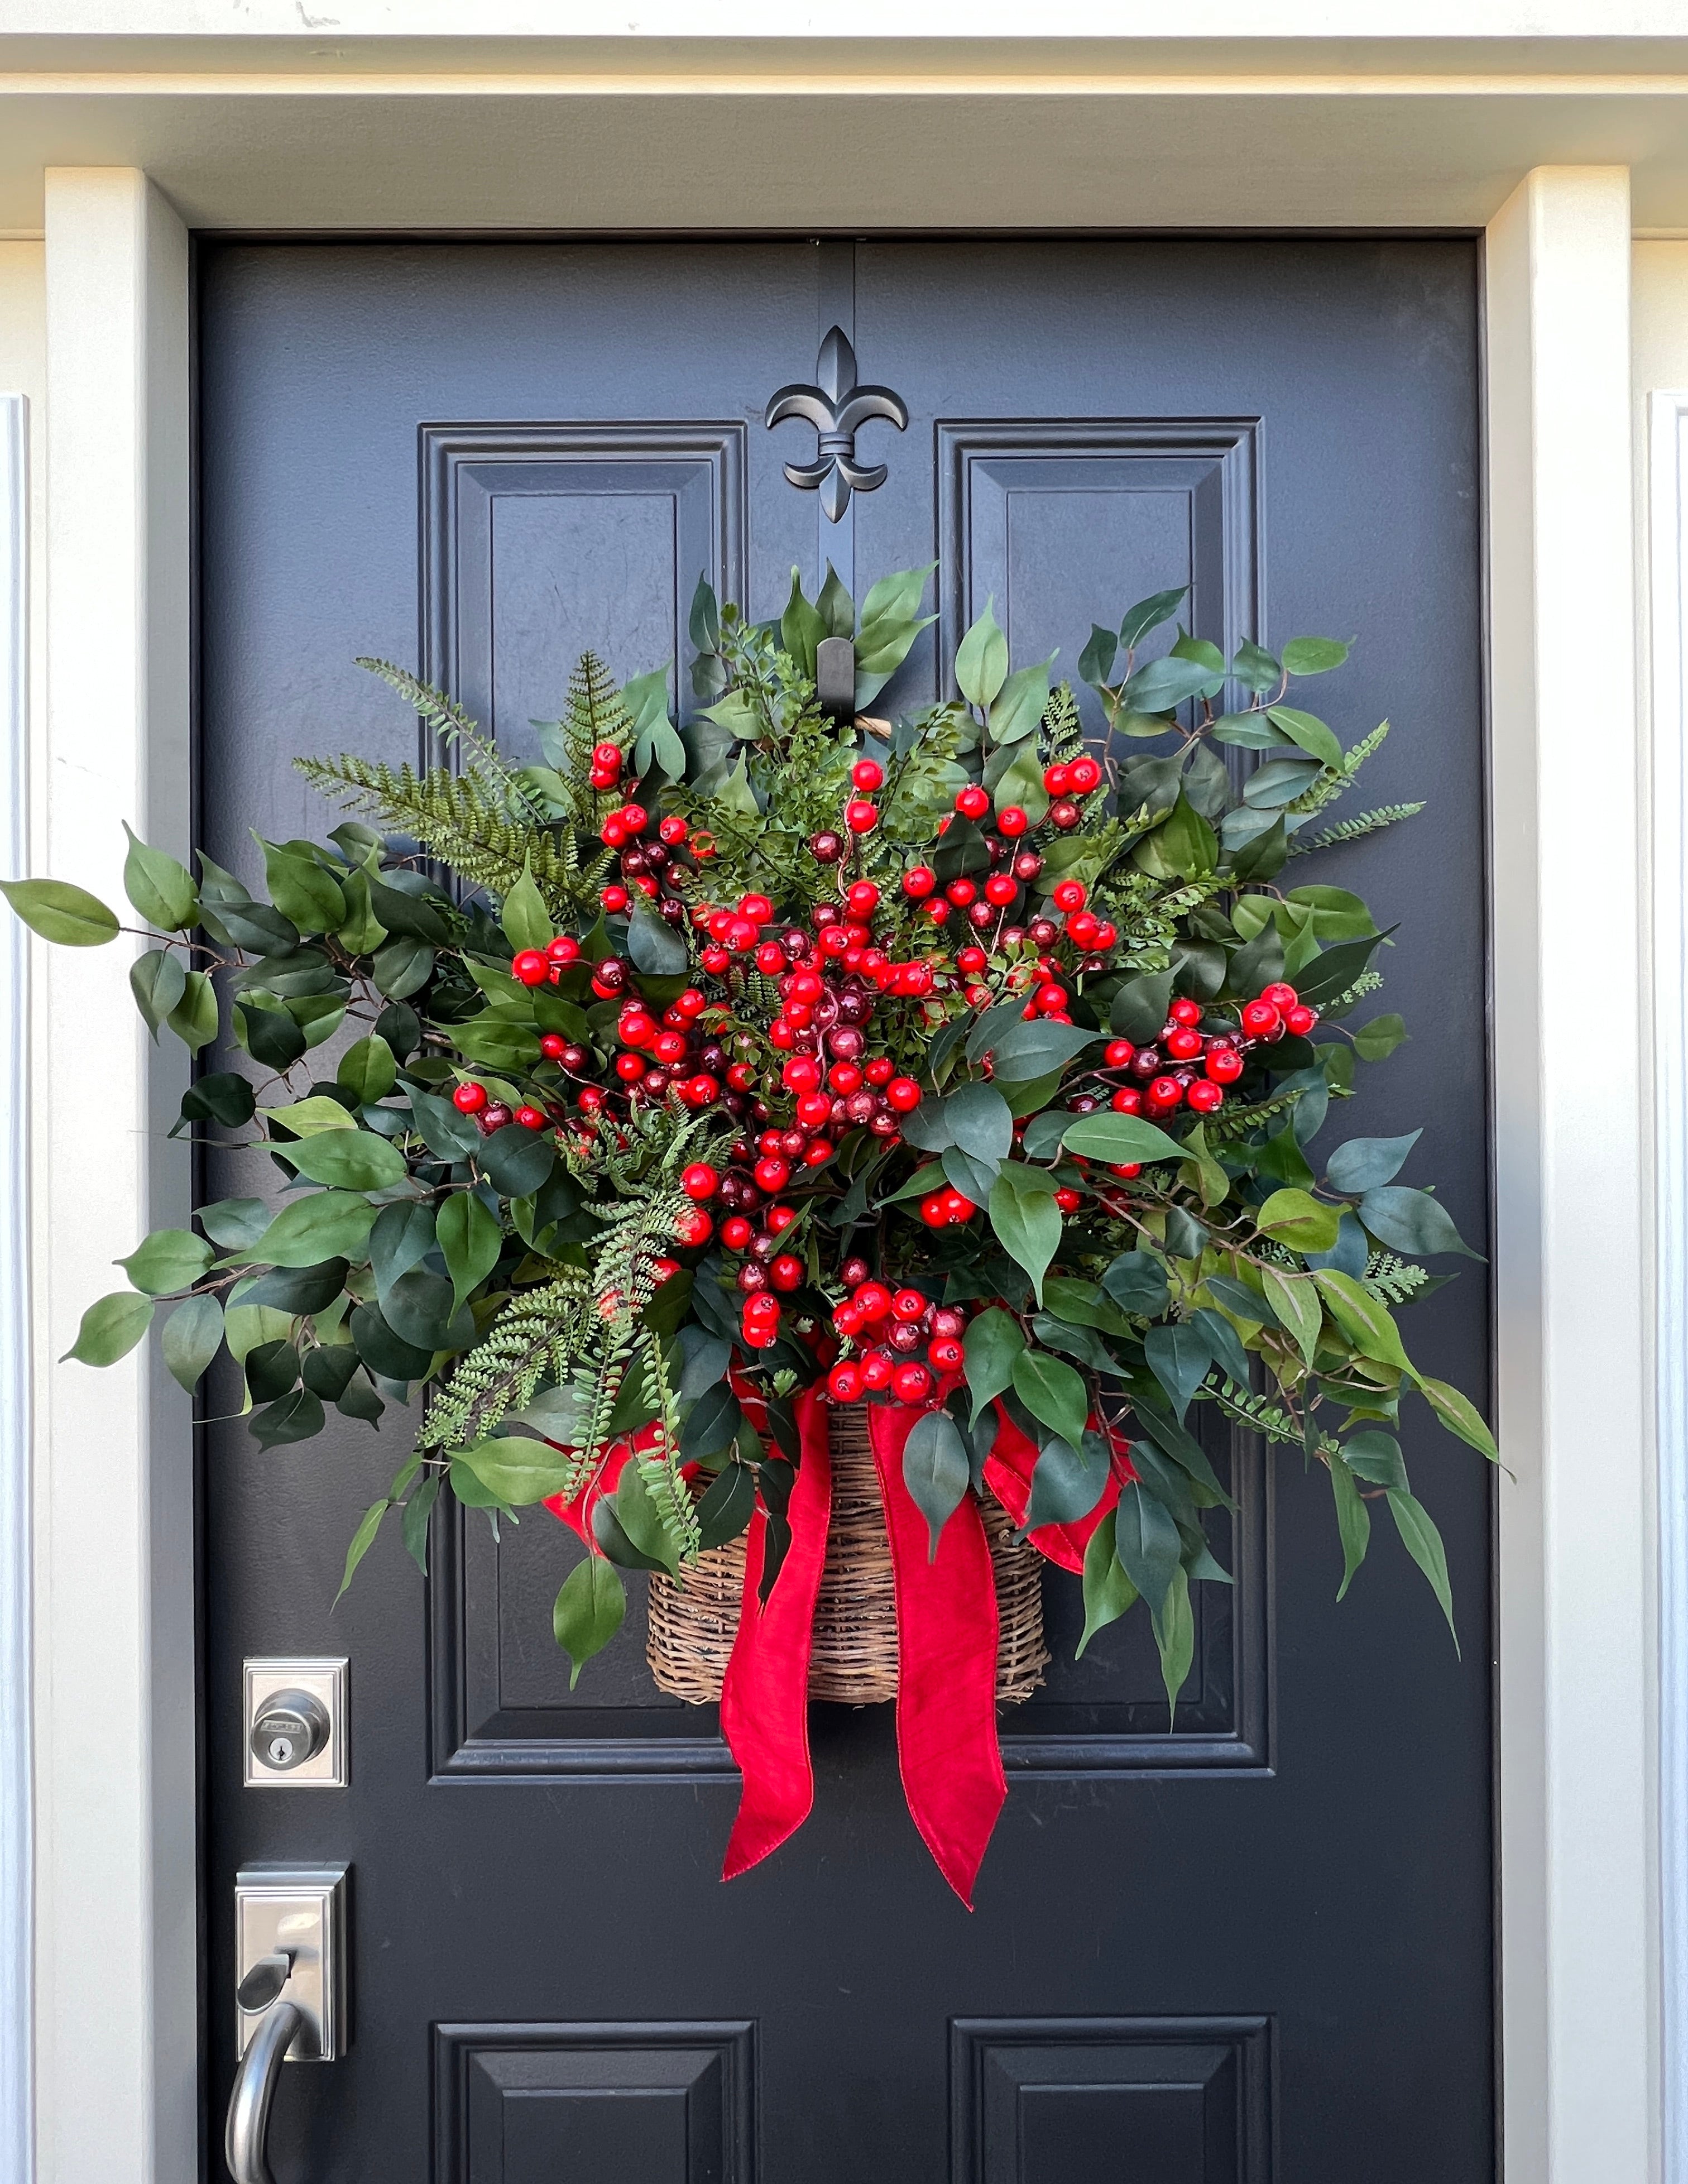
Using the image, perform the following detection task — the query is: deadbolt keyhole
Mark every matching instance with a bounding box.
[249,1689,331,1775]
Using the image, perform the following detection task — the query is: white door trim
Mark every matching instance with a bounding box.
[28,160,1656,2184]
[0,389,32,2184]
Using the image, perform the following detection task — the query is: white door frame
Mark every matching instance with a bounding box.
[19,156,1653,2183]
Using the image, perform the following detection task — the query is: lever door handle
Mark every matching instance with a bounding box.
[225,1994,304,2184]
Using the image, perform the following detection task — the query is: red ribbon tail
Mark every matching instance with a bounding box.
[868,1404,1006,1910]
[719,1385,833,1881]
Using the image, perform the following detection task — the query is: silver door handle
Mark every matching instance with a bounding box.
[225,1991,304,2184]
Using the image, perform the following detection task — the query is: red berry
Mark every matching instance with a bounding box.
[958,946,988,974]
[754,1156,791,1194]
[511,949,549,986]
[721,1215,754,1250]
[956,784,991,820]
[681,1162,721,1200]
[1054,1186,1083,1211]
[481,1102,514,1131]
[941,1187,976,1223]
[829,1361,865,1402]
[701,945,731,975]
[1091,920,1118,950]
[687,1075,720,1107]
[600,816,628,848]
[946,878,977,907]
[1067,911,1101,949]
[852,758,884,792]
[980,873,1014,907]
[861,1349,896,1391]
[1149,1075,1185,1107]
[802,1139,833,1167]
[651,1257,682,1283]
[1035,983,1067,1014]
[865,1057,894,1086]
[540,1033,567,1060]
[810,830,845,863]
[783,1056,822,1094]
[1048,799,1081,830]
[1169,998,1202,1027]
[618,803,649,836]
[1068,756,1101,794]
[892,1361,933,1404]
[1186,1080,1225,1113]
[1240,999,1280,1038]
[1053,879,1087,912]
[1109,1161,1143,1181]
[674,1208,714,1247]
[546,935,580,966]
[658,813,688,845]
[885,1077,922,1114]
[600,884,629,912]
[1284,1004,1318,1036]
[924,899,951,925]
[1206,1044,1245,1084]
[1260,981,1299,1010]
[615,1053,647,1083]
[592,742,623,775]
[846,880,881,918]
[845,799,879,835]
[767,1204,798,1233]
[1110,1087,1143,1114]
[515,1105,546,1130]
[928,1336,965,1372]
[742,1318,778,1350]
[855,1282,893,1322]
[769,1254,804,1291]
[902,865,937,900]
[891,1287,927,1322]
[997,806,1029,837]
[1043,763,1073,797]
[1104,1038,1136,1068]
[453,1081,488,1113]
[1166,1028,1203,1061]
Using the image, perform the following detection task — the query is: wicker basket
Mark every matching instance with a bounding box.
[646,1405,1049,1706]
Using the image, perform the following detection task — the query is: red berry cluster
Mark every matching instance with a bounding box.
[825,1269,971,1405]
[1063,981,1320,1149]
[588,744,716,919]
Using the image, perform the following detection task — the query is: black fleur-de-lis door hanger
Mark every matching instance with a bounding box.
[764,326,909,523]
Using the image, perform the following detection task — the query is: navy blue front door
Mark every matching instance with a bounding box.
[198,235,1491,2184]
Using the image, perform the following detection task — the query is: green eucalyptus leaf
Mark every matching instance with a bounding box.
[962,1306,1025,1424]
[438,1190,503,1307]
[987,1162,1063,1305]
[552,1555,626,1688]
[277,1128,406,1192]
[130,947,187,1037]
[1327,1130,1421,1195]
[1387,1489,1459,1653]
[955,597,1009,710]
[162,1292,224,1391]
[118,1227,214,1296]
[1010,1347,1088,1447]
[259,1192,380,1270]
[1024,1429,1111,1530]
[64,1289,154,1366]
[121,825,198,930]
[1077,1507,1138,1656]
[0,878,119,947]
[1113,1478,1181,1615]
[1358,1185,1480,1259]
[901,1410,971,1560]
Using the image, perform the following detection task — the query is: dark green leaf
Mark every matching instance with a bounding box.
[1077,1508,1138,1655]
[626,896,689,975]
[238,1001,307,1070]
[1010,1347,1088,1446]
[1241,756,1323,810]
[1060,1112,1184,1166]
[239,1258,349,1314]
[301,1344,359,1400]
[372,937,434,1000]
[1120,586,1189,652]
[1344,1429,1408,1491]
[987,658,1054,745]
[383,1268,474,1354]
[166,971,219,1055]
[244,1338,300,1402]
[259,1192,378,1269]
[680,1381,742,1460]
[1293,930,1393,1011]
[130,947,186,1037]
[249,1386,325,1450]
[1190,1307,1252,1393]
[946,1081,1014,1162]
[611,1464,683,1576]
[337,1376,385,1425]
[1163,1206,1211,1261]
[1109,970,1174,1043]
[349,1301,434,1383]
[1114,1479,1182,1613]
[987,1162,1063,1305]
[902,1410,971,1559]
[278,1128,406,1192]
[1358,1186,1480,1259]
[1078,624,1118,691]
[338,1034,397,1104]
[437,1190,503,1307]
[455,1438,578,1507]
[955,597,1008,708]
[697,1462,757,1551]
[402,1473,442,1574]
[1152,1564,1196,1721]
[406,1087,480,1162]
[1387,1489,1459,1653]
[1327,1130,1421,1195]
[553,1555,627,1687]
[1025,1430,1111,1530]
[369,1198,438,1301]
[161,1293,223,1390]
[180,1073,257,1134]
[986,1018,1102,1083]
[1205,1273,1276,1328]
[477,1122,555,1200]
[962,1306,1025,1424]
[1329,1452,1371,1600]
[1119,654,1213,713]
[1100,1249,1169,1318]
[1144,1320,1214,1421]
[1265,704,1343,770]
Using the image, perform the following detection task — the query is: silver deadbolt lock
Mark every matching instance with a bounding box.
[243,1658,348,1789]
[250,1690,329,1773]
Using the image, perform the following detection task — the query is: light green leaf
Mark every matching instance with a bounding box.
[338,1034,397,1105]
[1353,1013,1408,1061]
[552,1555,627,1688]
[1077,1508,1138,1656]
[1259,1265,1321,1366]
[1151,1562,1196,1722]
[261,1095,358,1136]
[0,877,119,947]
[987,657,1054,745]
[1313,1268,1411,1372]
[1266,706,1344,772]
[64,1289,155,1366]
[1061,1112,1185,1167]
[166,969,219,1053]
[500,863,553,954]
[118,1227,213,1296]
[257,837,346,933]
[257,1192,379,1270]
[277,1129,406,1192]
[1281,635,1352,676]
[334,869,388,955]
[130,947,186,1037]
[333,1500,389,1606]
[1419,1376,1499,1463]
[955,597,1009,710]
[1328,1451,1370,1601]
[1387,1489,1459,1653]
[455,1438,580,1507]
[962,1306,1025,1424]
[161,1292,224,1391]
[438,1190,504,1307]
[122,824,198,930]
[1257,1188,1342,1254]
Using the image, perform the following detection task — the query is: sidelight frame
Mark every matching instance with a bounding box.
[15,149,1649,2184]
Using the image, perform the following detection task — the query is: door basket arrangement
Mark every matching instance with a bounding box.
[646,1401,1050,1706]
[15,559,1497,1904]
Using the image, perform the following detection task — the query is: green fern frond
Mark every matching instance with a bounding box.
[1201,1083,1311,1142]
[1291,803,1425,855]
[1286,719,1392,821]
[419,1272,592,1458]
[1362,1252,1431,1306]
[1203,1377,1342,1460]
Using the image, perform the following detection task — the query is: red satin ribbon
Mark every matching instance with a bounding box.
[545,1393,1130,1909]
